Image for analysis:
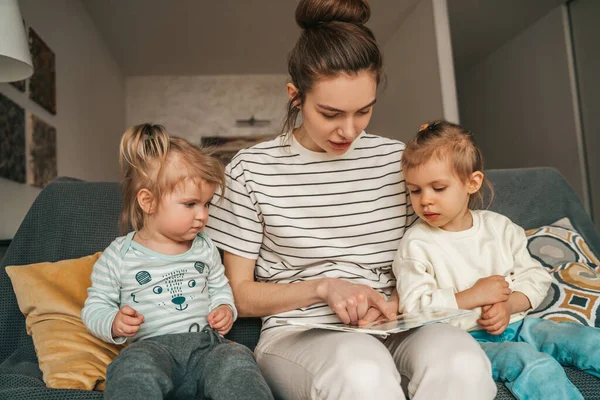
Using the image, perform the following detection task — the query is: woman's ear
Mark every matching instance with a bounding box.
[467,171,484,194]
[286,83,301,108]
[137,189,156,214]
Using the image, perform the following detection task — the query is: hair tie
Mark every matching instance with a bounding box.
[419,123,429,132]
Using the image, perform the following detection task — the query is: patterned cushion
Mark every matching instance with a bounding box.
[526,220,600,327]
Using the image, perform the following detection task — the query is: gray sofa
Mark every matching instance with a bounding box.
[1,167,599,399]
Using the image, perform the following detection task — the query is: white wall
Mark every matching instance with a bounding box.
[126,1,459,147]
[0,0,125,239]
[570,0,600,230]
[126,75,289,144]
[457,6,587,204]
[369,0,457,143]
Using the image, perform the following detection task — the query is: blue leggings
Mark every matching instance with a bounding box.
[470,318,600,400]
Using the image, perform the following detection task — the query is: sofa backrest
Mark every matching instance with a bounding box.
[486,167,600,256]
[1,167,599,360]
[0,179,122,362]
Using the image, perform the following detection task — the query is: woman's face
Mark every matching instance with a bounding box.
[291,70,377,155]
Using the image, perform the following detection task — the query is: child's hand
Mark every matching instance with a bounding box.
[477,302,512,335]
[208,305,234,335]
[111,305,144,338]
[468,275,511,307]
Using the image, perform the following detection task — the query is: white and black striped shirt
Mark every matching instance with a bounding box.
[206,131,415,331]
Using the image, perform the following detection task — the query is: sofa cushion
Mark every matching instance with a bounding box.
[5,253,123,390]
[526,222,600,327]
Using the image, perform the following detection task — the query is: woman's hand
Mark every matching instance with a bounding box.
[111,305,144,338]
[317,278,397,325]
[477,301,512,335]
[357,289,399,326]
[208,304,234,335]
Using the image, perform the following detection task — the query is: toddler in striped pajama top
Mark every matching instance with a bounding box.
[81,123,272,400]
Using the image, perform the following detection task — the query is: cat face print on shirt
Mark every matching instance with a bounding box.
[131,261,209,311]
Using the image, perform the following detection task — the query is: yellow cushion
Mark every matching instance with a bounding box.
[6,253,124,390]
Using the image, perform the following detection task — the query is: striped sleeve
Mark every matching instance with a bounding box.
[81,243,126,344]
[207,161,264,259]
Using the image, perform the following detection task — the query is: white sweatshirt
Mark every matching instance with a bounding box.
[393,210,552,331]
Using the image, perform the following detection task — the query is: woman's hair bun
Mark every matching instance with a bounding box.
[295,0,371,29]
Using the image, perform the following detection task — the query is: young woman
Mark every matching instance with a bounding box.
[206,1,497,398]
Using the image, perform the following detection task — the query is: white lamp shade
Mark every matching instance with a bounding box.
[0,0,33,82]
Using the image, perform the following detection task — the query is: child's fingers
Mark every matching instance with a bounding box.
[481,304,502,320]
[207,307,223,321]
[478,316,499,326]
[113,321,141,337]
[211,316,230,330]
[112,308,144,337]
[206,310,215,322]
[121,313,144,326]
[477,313,501,327]
[209,311,232,329]
[485,321,508,335]
[209,310,225,324]
[217,319,234,335]
[210,319,227,329]
[218,326,232,335]
[120,305,138,317]
[208,306,233,330]
[119,323,141,336]
[479,308,496,320]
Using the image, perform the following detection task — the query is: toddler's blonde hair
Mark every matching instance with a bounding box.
[119,123,225,233]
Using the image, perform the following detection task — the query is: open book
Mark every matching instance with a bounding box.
[275,308,473,338]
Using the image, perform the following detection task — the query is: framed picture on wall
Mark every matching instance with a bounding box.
[28,28,56,115]
[0,93,26,183]
[27,113,57,188]
[200,134,279,165]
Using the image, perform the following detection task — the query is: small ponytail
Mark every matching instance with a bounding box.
[119,123,169,173]
[119,123,170,233]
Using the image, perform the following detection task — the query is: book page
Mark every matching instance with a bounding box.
[359,308,473,332]
[275,308,473,338]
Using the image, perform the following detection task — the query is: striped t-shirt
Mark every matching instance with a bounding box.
[205,131,415,331]
[81,232,236,344]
